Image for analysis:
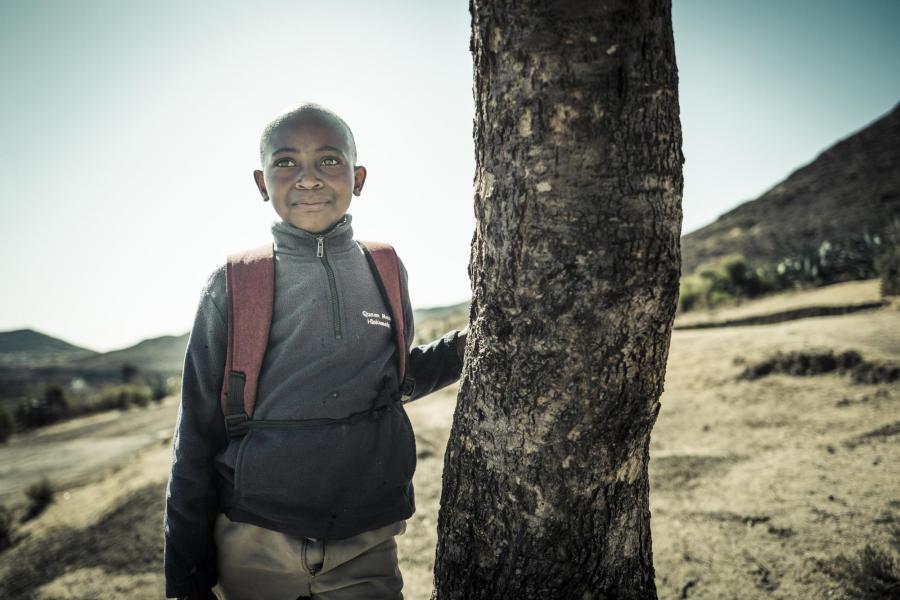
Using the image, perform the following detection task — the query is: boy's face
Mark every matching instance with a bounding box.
[254,113,366,233]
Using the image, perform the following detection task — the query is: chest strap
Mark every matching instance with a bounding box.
[220,240,413,438]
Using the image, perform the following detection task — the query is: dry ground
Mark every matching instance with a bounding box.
[0,281,897,599]
[673,279,883,328]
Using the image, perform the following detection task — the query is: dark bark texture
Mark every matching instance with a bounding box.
[432,1,683,599]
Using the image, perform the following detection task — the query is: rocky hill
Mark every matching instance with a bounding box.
[0,329,97,367]
[71,334,189,374]
[682,102,900,274]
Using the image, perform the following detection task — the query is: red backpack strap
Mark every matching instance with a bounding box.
[358,241,414,400]
[220,243,275,437]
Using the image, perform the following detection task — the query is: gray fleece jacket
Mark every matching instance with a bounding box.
[163,214,463,597]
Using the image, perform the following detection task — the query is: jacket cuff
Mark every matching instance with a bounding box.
[165,563,217,598]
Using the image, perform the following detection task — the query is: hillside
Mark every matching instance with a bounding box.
[2,285,897,599]
[682,103,900,274]
[71,334,189,373]
[0,329,97,367]
[413,301,470,345]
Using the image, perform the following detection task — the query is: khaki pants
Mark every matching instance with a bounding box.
[213,513,406,600]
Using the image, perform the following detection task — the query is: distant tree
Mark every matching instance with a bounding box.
[43,384,69,420]
[432,1,682,598]
[121,363,139,384]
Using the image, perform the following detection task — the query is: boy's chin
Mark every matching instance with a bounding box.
[283,214,346,234]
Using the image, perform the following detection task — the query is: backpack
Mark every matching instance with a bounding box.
[218,240,415,438]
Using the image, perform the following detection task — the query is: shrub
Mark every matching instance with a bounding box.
[679,229,887,314]
[22,478,54,522]
[775,230,882,289]
[14,384,70,429]
[43,384,69,419]
[98,384,153,411]
[0,505,13,552]
[678,254,773,313]
[144,372,173,402]
[829,544,900,599]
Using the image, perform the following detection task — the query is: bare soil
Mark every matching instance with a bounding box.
[1,282,897,599]
[0,400,179,503]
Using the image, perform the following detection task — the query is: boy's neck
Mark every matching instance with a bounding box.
[272,214,355,257]
[283,215,349,237]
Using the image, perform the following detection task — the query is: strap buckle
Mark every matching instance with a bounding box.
[399,377,416,403]
[224,413,249,438]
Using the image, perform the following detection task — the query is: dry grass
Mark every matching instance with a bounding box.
[674,278,882,328]
[1,282,897,599]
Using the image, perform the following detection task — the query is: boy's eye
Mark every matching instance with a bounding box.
[321,157,340,167]
[274,158,295,167]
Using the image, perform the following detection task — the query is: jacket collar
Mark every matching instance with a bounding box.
[272,214,356,257]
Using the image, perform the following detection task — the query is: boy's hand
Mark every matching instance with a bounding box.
[455,327,468,362]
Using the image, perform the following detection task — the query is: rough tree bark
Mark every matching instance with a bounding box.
[432,1,683,599]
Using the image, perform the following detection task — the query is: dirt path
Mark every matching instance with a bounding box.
[0,399,179,504]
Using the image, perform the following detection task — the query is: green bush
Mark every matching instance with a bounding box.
[774,230,882,289]
[14,384,70,429]
[144,373,173,402]
[44,384,69,418]
[679,230,887,314]
[98,384,153,411]
[678,254,773,313]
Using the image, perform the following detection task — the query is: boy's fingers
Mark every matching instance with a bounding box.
[455,328,468,360]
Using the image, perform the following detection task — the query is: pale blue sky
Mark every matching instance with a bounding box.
[1,0,898,351]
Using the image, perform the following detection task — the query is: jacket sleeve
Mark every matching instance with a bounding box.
[399,258,465,402]
[164,267,228,598]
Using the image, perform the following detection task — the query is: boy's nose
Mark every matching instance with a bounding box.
[294,173,322,189]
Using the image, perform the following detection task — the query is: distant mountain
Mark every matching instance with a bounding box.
[682,103,900,274]
[72,333,189,373]
[413,301,470,325]
[0,329,97,366]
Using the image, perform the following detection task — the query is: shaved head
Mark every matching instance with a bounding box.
[259,103,357,166]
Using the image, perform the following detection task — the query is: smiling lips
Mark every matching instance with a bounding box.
[290,194,333,210]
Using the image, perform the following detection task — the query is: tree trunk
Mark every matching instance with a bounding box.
[432,1,683,598]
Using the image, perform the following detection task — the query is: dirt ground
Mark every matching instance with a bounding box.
[0,401,179,503]
[0,282,897,599]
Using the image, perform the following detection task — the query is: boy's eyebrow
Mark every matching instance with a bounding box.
[271,147,298,155]
[271,146,347,156]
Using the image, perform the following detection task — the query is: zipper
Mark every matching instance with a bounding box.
[317,235,343,340]
[302,538,323,576]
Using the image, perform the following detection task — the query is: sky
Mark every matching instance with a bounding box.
[1,0,898,352]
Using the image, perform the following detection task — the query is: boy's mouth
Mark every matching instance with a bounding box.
[290,199,333,211]
[290,190,333,205]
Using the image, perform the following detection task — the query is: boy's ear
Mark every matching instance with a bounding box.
[353,165,367,197]
[253,170,268,201]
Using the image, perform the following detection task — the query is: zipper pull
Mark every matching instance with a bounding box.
[317,236,324,258]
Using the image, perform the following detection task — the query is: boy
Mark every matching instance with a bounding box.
[164,104,466,600]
